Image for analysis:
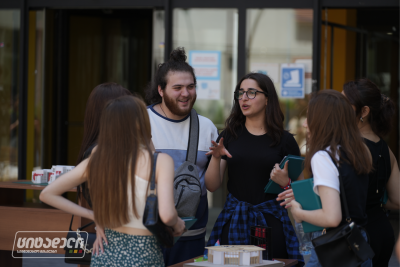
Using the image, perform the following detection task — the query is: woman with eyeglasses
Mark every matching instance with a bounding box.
[205,73,304,266]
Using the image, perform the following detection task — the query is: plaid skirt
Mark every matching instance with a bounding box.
[90,228,165,267]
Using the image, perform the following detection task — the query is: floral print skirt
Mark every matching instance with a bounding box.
[90,228,165,267]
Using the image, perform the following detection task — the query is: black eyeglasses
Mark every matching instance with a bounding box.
[234,89,268,100]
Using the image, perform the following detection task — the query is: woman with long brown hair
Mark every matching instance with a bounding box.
[40,96,185,266]
[290,90,373,267]
[343,78,399,267]
[205,73,304,265]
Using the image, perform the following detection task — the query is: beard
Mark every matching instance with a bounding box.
[163,92,197,117]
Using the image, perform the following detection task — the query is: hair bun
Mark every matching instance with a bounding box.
[169,47,187,62]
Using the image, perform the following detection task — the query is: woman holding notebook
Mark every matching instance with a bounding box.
[343,78,399,267]
[290,90,373,267]
[205,73,304,266]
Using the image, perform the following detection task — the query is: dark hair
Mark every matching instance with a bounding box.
[224,73,284,146]
[76,82,132,206]
[146,47,197,104]
[343,78,396,137]
[305,90,372,175]
[87,96,153,228]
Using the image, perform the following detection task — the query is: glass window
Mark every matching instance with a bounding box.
[247,9,313,155]
[173,8,238,240]
[0,10,20,181]
[173,8,238,130]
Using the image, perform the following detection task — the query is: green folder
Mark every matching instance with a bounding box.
[264,155,305,194]
[174,217,197,243]
[291,178,324,233]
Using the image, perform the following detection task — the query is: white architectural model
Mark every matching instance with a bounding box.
[206,245,265,266]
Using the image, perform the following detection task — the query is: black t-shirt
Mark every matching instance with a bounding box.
[217,126,301,205]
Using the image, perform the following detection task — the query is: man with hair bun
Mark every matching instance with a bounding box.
[146,47,219,265]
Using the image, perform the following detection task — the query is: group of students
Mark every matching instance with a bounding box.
[39,47,399,267]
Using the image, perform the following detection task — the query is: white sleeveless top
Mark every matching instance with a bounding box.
[122,175,149,229]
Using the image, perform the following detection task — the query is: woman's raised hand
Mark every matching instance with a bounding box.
[205,138,232,159]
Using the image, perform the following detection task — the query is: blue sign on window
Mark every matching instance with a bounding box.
[280,64,305,98]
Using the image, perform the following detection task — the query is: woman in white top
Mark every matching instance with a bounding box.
[40,96,185,267]
[289,90,373,267]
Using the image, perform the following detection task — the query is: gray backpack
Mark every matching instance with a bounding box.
[174,109,201,218]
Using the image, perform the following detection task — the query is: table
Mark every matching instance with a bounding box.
[0,180,85,267]
[168,256,298,267]
[0,179,76,191]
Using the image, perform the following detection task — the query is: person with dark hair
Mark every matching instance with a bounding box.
[343,78,399,267]
[146,47,219,265]
[75,82,132,254]
[205,73,304,266]
[290,90,373,267]
[77,82,132,207]
[40,96,185,266]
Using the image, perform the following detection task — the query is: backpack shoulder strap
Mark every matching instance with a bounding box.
[186,109,199,164]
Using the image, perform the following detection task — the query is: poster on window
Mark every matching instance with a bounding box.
[189,51,221,100]
[280,63,305,99]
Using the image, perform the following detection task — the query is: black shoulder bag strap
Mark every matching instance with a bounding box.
[186,109,200,164]
[326,151,352,223]
[150,152,160,193]
[69,215,94,231]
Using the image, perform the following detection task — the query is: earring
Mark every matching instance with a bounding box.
[360,117,364,123]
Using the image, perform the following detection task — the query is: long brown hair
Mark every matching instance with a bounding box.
[225,73,284,146]
[86,96,153,229]
[304,90,372,175]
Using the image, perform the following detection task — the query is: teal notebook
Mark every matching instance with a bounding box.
[291,178,324,233]
[264,155,305,194]
[174,217,197,243]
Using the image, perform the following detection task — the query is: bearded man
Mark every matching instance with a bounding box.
[146,47,218,266]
